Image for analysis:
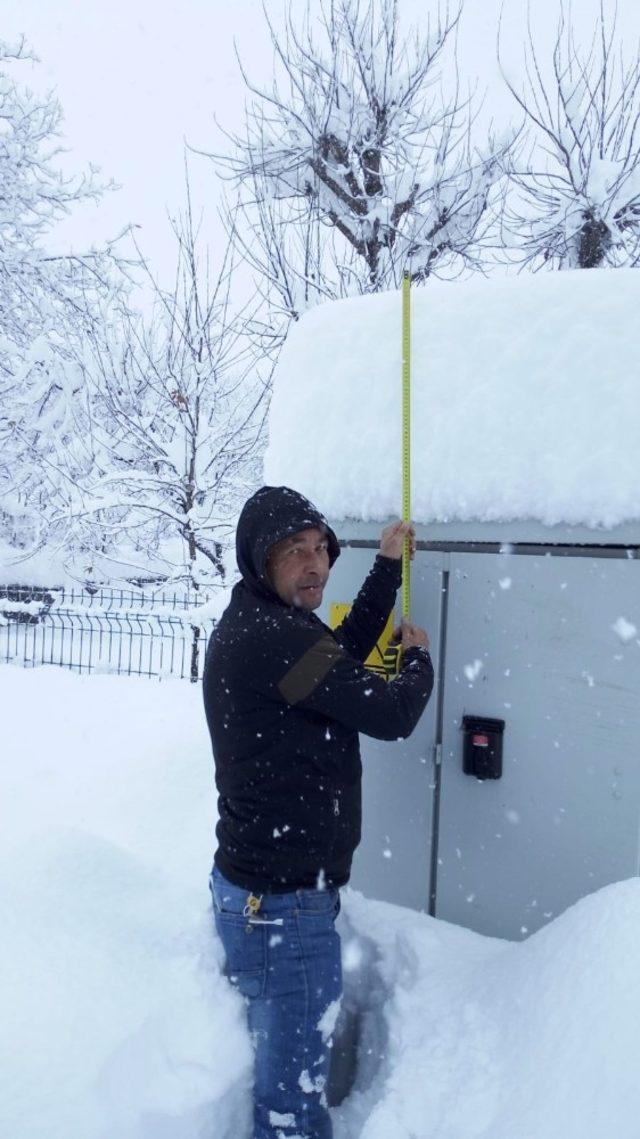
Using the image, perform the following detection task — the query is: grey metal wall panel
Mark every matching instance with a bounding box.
[436,552,640,939]
[320,549,443,911]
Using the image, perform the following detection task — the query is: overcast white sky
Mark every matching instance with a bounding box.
[4,0,639,293]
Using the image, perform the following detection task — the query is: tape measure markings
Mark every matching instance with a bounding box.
[401,270,411,620]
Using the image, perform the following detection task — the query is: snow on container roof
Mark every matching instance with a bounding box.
[265,269,640,530]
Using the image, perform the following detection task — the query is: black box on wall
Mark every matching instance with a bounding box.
[462,715,505,780]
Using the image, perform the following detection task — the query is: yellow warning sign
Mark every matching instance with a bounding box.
[329,603,399,680]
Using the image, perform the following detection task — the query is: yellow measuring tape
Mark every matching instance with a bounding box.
[401,269,411,619]
[382,271,412,678]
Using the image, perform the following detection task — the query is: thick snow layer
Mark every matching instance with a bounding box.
[3,665,640,1139]
[265,269,640,529]
[0,668,249,1139]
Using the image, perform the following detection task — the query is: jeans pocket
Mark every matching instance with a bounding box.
[215,909,267,999]
[297,888,341,920]
[210,872,245,916]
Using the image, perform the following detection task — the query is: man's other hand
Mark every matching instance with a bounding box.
[390,617,430,653]
[380,520,416,560]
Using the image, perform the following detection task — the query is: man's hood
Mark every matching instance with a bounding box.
[236,485,341,602]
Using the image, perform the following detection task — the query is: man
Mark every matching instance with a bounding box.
[203,485,433,1139]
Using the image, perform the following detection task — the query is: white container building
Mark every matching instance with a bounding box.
[265,269,640,940]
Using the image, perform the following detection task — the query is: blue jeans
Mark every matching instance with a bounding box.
[210,866,342,1139]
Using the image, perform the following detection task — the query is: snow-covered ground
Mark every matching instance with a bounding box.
[2,664,640,1139]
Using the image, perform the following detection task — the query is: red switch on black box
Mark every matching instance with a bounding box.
[462,715,505,780]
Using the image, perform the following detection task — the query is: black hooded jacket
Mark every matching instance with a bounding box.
[203,486,434,892]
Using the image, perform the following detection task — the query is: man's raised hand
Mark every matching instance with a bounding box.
[390,617,430,653]
[380,520,416,561]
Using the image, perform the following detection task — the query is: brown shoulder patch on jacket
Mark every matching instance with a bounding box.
[278,634,345,705]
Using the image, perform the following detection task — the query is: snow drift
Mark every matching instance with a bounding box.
[265,269,640,529]
[2,666,640,1139]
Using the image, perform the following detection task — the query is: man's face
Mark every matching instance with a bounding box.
[266,527,331,610]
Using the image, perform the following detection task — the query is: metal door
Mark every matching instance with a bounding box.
[435,550,640,939]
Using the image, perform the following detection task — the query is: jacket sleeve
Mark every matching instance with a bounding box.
[276,630,434,741]
[332,554,402,662]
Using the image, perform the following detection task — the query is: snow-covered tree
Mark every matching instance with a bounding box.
[0,334,93,563]
[501,1,640,269]
[0,37,131,568]
[216,0,507,340]
[0,38,126,361]
[75,188,269,591]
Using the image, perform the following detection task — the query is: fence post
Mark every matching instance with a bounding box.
[190,624,201,683]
